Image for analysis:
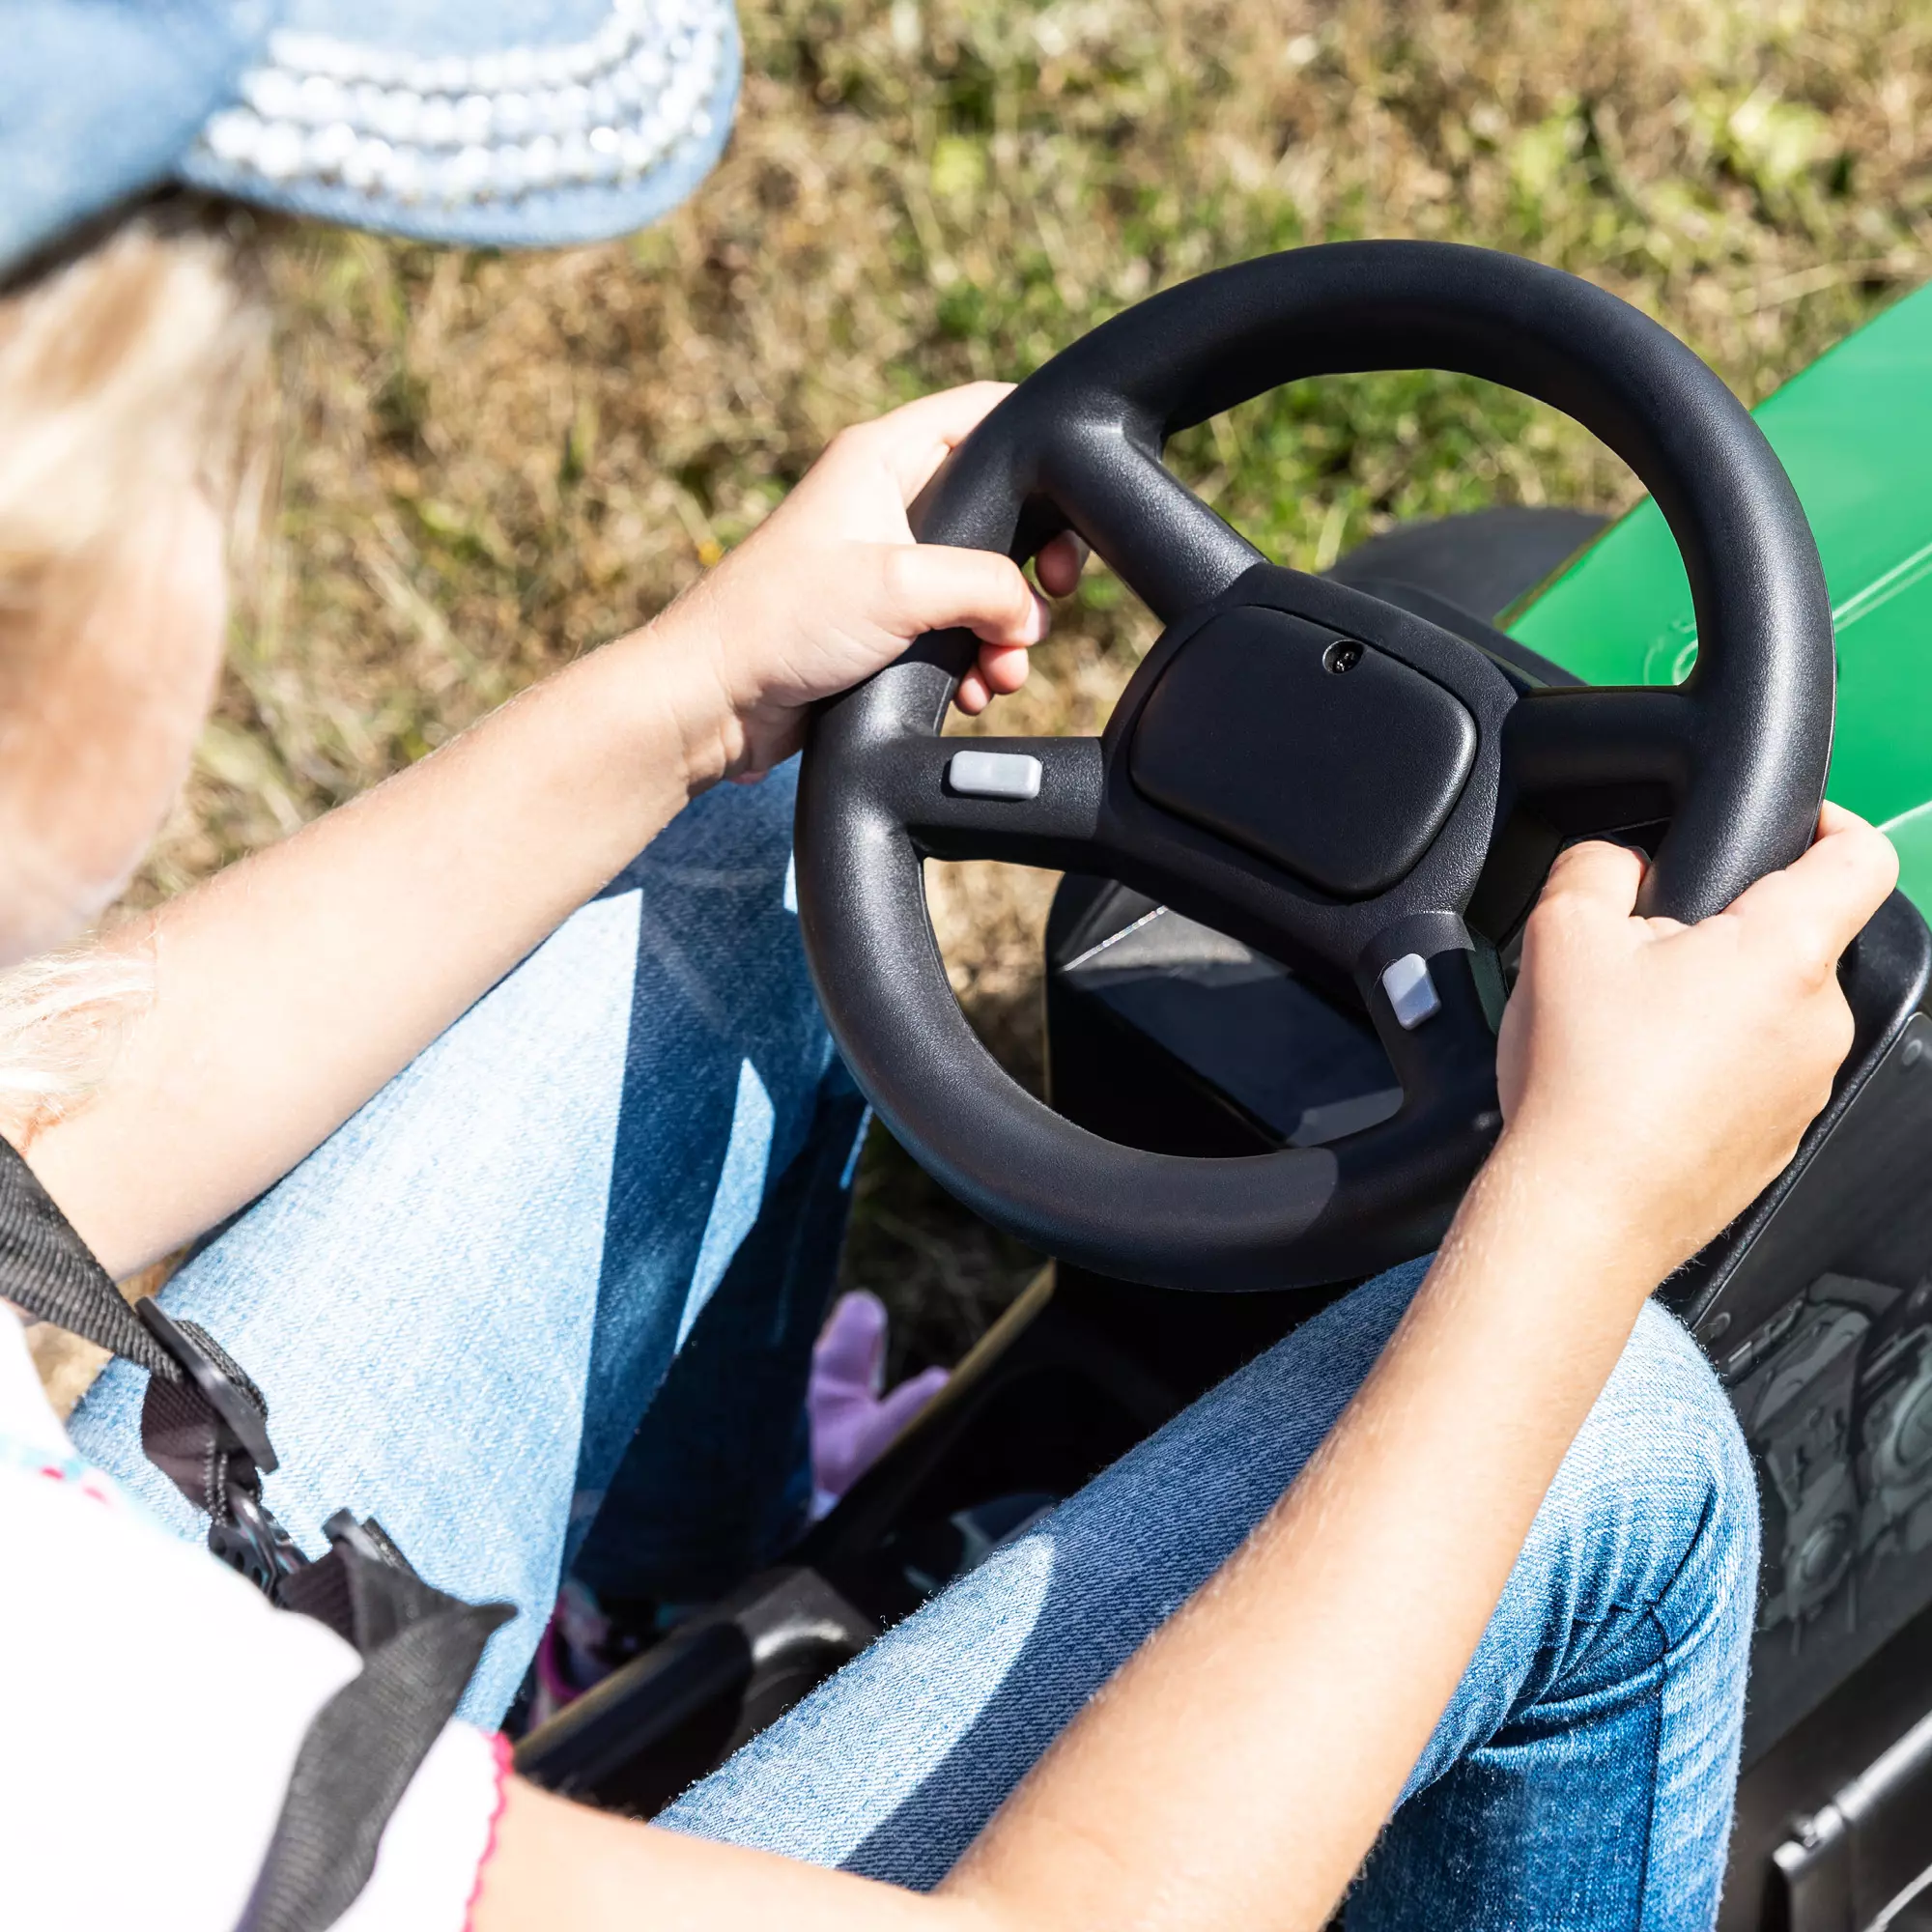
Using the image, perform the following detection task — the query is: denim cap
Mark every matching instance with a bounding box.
[0,0,740,281]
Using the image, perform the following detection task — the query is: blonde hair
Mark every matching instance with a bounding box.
[0,209,266,1144]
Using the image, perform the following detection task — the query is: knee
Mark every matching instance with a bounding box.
[1531,1302,1759,1645]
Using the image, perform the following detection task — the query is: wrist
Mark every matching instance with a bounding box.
[1457,1125,1679,1311]
[600,605,750,796]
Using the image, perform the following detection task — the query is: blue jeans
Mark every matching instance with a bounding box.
[70,764,1759,1928]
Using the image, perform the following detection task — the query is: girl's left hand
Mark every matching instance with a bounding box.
[662,384,1086,781]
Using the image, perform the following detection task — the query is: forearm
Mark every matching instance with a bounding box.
[16,384,1058,1276]
[28,618,739,1275]
[471,1138,1667,1932]
[944,1135,1664,1931]
[475,1777,985,1932]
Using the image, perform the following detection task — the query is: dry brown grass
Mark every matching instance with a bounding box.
[135,0,1932,1365]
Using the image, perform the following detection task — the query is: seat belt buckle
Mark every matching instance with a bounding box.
[210,1484,309,1597]
[135,1298,307,1595]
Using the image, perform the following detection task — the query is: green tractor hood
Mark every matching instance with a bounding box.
[1508,283,1932,908]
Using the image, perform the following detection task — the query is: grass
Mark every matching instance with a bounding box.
[147,0,1932,1375]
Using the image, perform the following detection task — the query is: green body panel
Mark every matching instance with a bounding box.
[1507,283,1932,907]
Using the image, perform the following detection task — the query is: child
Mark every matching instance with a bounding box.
[0,7,1896,1929]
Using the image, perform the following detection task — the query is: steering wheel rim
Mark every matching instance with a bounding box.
[796,241,1834,1293]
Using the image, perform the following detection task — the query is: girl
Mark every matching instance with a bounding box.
[0,7,1895,1928]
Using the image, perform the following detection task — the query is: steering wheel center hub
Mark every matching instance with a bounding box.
[1127,604,1479,900]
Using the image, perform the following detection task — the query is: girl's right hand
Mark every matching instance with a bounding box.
[648,384,1085,788]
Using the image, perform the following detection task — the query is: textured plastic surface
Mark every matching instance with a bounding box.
[1510,280,1932,904]
[1127,607,1477,898]
[796,242,1835,1291]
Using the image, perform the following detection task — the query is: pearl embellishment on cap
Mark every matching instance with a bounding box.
[192,0,732,207]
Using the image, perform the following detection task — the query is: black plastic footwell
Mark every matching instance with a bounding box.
[514,1567,877,1816]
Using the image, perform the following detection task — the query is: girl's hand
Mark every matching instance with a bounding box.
[1494,803,1897,1284]
[659,384,1085,781]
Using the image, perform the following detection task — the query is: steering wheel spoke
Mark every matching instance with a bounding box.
[1502,684,1697,790]
[1355,930,1502,1097]
[1044,432,1267,622]
[1501,684,1699,833]
[861,734,1107,868]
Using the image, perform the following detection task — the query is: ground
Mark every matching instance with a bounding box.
[127,0,1932,1376]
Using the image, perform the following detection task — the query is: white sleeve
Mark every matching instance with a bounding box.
[0,1316,509,1932]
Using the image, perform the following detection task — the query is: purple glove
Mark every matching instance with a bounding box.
[808,1290,950,1514]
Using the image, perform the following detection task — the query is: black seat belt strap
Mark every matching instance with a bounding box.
[240,1525,514,1932]
[0,1135,308,1586]
[0,1133,174,1371]
[0,1135,514,1932]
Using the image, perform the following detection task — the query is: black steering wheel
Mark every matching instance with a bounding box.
[795,242,1834,1293]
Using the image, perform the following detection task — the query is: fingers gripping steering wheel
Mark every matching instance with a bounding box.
[795,242,1834,1293]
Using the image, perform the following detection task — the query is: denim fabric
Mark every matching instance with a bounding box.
[0,0,741,282]
[71,762,852,1721]
[179,1,744,255]
[665,1269,1759,1929]
[0,1,261,280]
[68,766,1758,1922]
